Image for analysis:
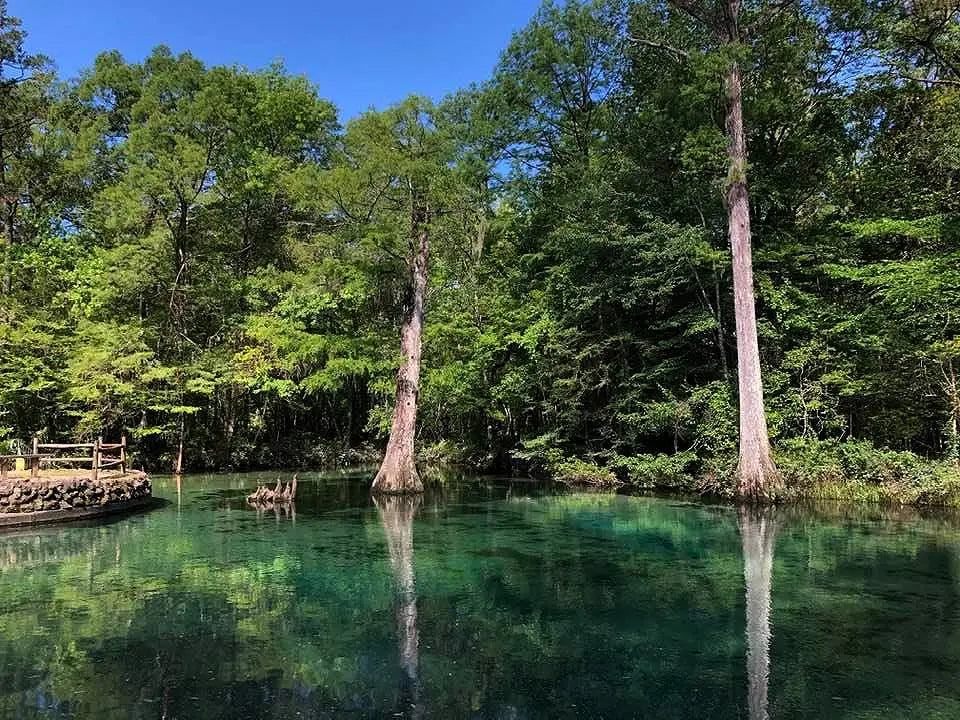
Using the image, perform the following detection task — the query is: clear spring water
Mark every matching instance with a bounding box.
[2,472,960,719]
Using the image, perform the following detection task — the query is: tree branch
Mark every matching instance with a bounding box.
[745,0,797,36]
[628,36,690,62]
[669,0,722,33]
[897,72,960,87]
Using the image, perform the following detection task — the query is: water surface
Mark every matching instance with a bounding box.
[1,472,959,719]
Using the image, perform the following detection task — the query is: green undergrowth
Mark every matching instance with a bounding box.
[548,456,618,486]
[514,436,960,507]
[608,452,699,490]
[418,439,474,466]
[511,435,618,486]
[774,438,960,506]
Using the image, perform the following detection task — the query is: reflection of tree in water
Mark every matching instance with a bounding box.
[739,506,777,720]
[374,494,424,720]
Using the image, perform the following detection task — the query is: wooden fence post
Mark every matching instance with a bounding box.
[31,436,39,479]
[91,438,100,482]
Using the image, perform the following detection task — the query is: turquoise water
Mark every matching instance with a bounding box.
[2,473,960,719]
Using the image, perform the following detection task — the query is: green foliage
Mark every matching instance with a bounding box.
[548,455,618,486]
[513,434,618,486]
[0,299,65,439]
[64,319,164,436]
[609,451,698,489]
[0,0,958,493]
[777,438,960,505]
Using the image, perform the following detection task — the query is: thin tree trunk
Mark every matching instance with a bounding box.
[0,132,11,296]
[1,200,12,295]
[693,267,730,384]
[174,413,185,475]
[739,506,777,720]
[224,388,235,466]
[715,270,731,383]
[723,21,781,499]
[372,203,429,494]
[945,359,959,466]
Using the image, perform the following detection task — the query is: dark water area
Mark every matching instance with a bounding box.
[2,472,960,719]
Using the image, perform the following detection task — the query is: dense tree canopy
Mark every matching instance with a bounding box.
[0,0,957,491]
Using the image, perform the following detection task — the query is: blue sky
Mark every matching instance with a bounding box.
[12,0,543,120]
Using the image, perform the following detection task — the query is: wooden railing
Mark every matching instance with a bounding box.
[0,453,47,482]
[0,436,127,483]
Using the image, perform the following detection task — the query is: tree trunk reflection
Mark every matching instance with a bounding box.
[374,494,424,719]
[739,505,777,720]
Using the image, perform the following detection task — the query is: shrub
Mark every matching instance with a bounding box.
[549,456,618,486]
[776,438,960,505]
[609,452,698,490]
[512,434,617,486]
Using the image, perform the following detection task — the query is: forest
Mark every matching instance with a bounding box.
[0,0,958,497]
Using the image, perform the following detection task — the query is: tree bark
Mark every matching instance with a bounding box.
[374,494,424,719]
[739,505,777,720]
[372,203,429,494]
[722,5,781,499]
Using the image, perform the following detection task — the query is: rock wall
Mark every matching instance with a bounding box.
[0,472,151,514]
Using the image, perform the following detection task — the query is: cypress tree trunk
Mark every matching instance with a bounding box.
[372,203,429,495]
[670,0,782,498]
[723,5,780,499]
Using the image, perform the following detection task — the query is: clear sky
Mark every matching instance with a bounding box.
[11,0,543,120]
